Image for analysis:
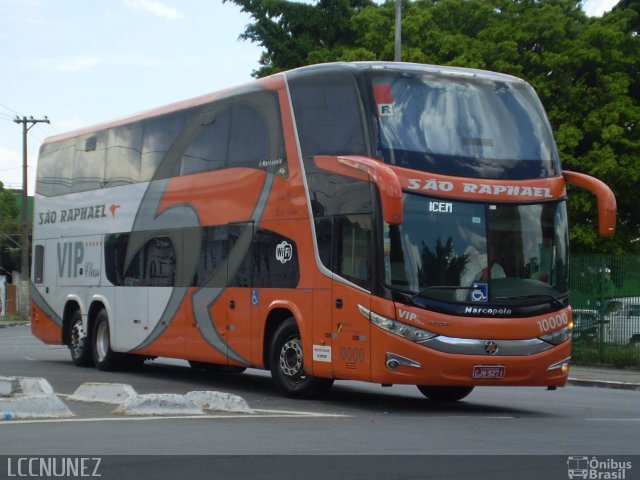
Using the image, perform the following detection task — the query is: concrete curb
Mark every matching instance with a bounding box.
[68,383,138,404]
[567,378,640,391]
[113,393,204,416]
[0,376,74,420]
[113,391,255,416]
[186,391,254,414]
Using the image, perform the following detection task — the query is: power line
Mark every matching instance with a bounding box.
[0,113,16,122]
[0,101,22,117]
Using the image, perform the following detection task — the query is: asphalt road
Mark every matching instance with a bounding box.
[1,323,639,479]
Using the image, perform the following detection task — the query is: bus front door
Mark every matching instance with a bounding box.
[330,214,373,381]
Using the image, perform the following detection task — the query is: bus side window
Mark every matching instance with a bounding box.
[334,214,372,289]
[105,123,143,187]
[104,233,129,286]
[194,225,228,287]
[141,111,190,181]
[289,73,368,158]
[251,230,300,288]
[71,132,107,193]
[33,245,44,284]
[120,236,176,287]
[144,237,176,287]
[180,108,231,176]
[314,217,333,270]
[36,139,75,196]
[227,103,269,168]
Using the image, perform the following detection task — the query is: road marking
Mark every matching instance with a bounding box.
[586,418,640,421]
[447,415,515,419]
[0,409,350,426]
[254,408,349,417]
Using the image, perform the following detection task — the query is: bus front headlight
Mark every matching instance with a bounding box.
[539,325,573,345]
[358,305,438,343]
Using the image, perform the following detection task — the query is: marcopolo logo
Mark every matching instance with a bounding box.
[567,456,632,479]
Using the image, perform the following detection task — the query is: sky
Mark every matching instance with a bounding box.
[0,0,620,194]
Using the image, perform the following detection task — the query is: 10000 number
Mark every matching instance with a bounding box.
[338,346,365,363]
[537,312,569,334]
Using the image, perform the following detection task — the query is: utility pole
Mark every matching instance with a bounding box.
[13,115,49,319]
[394,0,402,61]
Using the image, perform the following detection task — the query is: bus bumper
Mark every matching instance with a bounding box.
[370,330,572,387]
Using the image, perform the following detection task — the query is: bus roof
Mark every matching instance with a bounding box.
[41,61,524,147]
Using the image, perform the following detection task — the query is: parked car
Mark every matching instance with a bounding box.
[572,308,600,340]
[603,297,640,346]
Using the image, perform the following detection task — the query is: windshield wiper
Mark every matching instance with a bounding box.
[410,285,472,301]
[493,293,565,308]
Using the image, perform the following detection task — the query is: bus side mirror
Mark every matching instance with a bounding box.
[314,155,403,225]
[563,170,617,237]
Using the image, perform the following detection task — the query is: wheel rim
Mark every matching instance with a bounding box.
[70,318,85,357]
[279,337,304,381]
[96,321,110,363]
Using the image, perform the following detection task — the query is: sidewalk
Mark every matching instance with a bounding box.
[2,320,639,390]
[568,365,640,391]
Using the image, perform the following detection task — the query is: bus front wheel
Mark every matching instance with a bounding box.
[92,309,123,371]
[417,386,474,402]
[270,318,333,399]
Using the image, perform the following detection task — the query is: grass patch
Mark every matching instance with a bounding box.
[572,338,640,369]
[0,315,26,323]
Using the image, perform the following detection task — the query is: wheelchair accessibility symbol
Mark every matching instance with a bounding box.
[471,283,488,302]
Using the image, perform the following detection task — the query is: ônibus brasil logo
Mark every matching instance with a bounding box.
[567,456,632,479]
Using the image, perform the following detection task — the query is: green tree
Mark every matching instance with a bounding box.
[230,0,640,253]
[0,181,20,275]
[224,0,373,77]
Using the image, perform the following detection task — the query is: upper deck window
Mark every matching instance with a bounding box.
[369,71,560,180]
[289,72,368,159]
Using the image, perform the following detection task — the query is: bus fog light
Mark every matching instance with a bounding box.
[386,359,400,370]
[548,357,571,372]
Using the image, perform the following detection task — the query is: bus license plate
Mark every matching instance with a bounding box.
[473,365,506,379]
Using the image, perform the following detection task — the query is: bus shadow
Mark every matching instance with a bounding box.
[131,362,551,418]
[322,383,549,417]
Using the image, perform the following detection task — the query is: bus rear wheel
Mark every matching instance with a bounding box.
[92,309,124,371]
[270,318,333,399]
[68,309,93,367]
[417,386,474,402]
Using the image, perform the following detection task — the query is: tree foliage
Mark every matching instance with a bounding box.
[0,181,20,275]
[227,0,640,253]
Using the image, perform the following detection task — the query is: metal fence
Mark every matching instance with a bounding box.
[570,255,640,368]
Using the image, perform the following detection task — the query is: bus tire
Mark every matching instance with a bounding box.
[92,309,123,371]
[68,309,93,367]
[270,318,333,399]
[417,386,474,402]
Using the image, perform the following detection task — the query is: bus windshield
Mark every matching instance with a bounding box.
[370,71,560,179]
[384,194,569,305]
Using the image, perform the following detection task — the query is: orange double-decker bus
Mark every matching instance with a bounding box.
[31,62,616,401]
